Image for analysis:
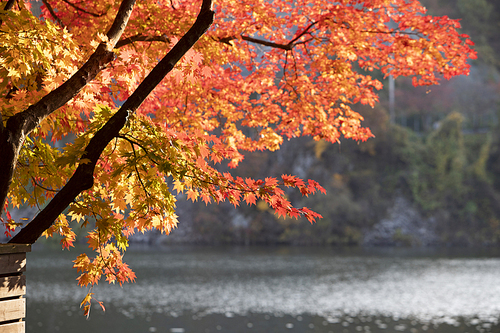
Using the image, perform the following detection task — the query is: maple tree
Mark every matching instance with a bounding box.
[1,0,475,315]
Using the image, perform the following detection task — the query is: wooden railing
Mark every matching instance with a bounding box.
[0,244,31,333]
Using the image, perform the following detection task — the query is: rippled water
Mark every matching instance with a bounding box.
[25,246,500,332]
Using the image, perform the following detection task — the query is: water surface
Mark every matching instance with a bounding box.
[25,246,500,332]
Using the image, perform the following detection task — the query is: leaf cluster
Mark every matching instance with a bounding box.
[0,0,477,313]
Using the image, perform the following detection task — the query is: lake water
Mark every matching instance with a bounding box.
[25,246,500,333]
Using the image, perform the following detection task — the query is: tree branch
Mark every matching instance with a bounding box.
[2,0,15,11]
[241,35,293,50]
[219,35,297,51]
[9,0,215,244]
[0,0,15,27]
[116,33,170,48]
[0,0,136,219]
[41,0,65,27]
[31,176,59,193]
[0,110,4,135]
[122,137,151,197]
[61,0,107,17]
[289,21,318,45]
[217,21,318,51]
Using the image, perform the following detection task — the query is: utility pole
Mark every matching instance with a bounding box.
[389,75,395,124]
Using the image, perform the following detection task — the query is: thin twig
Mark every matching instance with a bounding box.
[118,136,151,197]
[61,0,107,17]
[31,176,59,192]
[41,0,65,27]
[116,34,170,48]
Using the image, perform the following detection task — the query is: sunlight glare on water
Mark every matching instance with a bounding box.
[25,246,500,332]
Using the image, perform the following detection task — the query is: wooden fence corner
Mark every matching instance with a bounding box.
[0,244,31,333]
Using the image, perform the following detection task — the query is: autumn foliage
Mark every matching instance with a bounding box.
[0,0,475,315]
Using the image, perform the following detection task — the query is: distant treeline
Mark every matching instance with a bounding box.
[170,107,500,247]
[32,0,500,247]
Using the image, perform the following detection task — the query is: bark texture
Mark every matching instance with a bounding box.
[8,0,214,244]
[0,0,137,218]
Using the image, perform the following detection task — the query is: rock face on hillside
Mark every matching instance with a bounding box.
[363,197,440,246]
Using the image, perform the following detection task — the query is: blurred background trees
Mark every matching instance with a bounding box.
[8,0,499,247]
[155,0,500,247]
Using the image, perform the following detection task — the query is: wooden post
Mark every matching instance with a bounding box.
[0,244,31,333]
